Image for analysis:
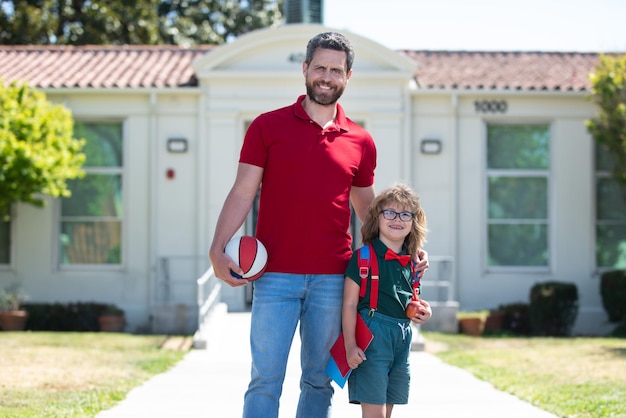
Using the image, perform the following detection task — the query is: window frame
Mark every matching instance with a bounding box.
[55,119,126,271]
[593,142,626,271]
[483,120,552,273]
[0,208,15,270]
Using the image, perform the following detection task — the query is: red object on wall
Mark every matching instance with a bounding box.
[166,168,175,179]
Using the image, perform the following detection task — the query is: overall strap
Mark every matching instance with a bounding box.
[357,244,379,315]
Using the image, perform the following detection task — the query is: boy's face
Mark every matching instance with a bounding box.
[378,204,412,247]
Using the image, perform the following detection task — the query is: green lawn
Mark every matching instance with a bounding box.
[1,331,624,417]
[0,332,187,418]
[423,332,626,418]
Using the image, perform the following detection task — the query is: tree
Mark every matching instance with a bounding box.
[64,0,163,45]
[0,80,85,220]
[0,0,283,46]
[586,54,626,201]
[0,0,162,45]
[158,0,283,46]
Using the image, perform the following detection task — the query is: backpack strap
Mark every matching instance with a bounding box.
[357,244,379,316]
[358,245,370,298]
[411,260,421,301]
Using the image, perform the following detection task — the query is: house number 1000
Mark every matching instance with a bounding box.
[474,100,508,113]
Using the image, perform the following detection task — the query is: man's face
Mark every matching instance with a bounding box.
[303,48,352,106]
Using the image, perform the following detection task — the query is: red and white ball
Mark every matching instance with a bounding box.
[224,235,268,280]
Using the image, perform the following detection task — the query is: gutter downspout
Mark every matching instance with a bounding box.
[451,93,459,302]
[148,91,158,331]
[403,80,413,182]
[196,92,208,281]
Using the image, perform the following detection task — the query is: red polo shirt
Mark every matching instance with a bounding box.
[240,95,377,274]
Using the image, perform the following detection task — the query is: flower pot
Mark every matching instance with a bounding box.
[98,315,126,332]
[458,317,485,336]
[0,310,29,331]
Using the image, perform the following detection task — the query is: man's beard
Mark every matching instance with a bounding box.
[305,80,345,106]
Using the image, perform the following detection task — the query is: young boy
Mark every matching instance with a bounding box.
[342,183,432,418]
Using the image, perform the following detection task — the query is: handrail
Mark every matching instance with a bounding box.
[193,265,221,348]
[419,255,455,302]
[155,255,210,303]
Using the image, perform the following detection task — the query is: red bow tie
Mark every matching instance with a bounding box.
[385,249,411,266]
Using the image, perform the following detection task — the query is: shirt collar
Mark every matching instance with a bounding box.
[293,95,349,132]
[371,238,409,257]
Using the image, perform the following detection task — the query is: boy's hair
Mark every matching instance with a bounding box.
[360,183,428,257]
[305,32,355,72]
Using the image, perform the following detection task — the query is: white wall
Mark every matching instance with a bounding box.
[410,91,613,334]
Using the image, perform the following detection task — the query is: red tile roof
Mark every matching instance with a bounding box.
[0,45,618,92]
[0,45,214,88]
[399,50,605,92]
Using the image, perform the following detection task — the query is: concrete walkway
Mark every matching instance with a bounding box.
[97,307,558,418]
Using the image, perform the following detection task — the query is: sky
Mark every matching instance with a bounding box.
[323,0,626,52]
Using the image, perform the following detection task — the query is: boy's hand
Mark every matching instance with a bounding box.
[410,299,432,324]
[346,345,367,370]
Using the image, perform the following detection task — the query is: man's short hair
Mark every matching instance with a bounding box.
[305,32,355,72]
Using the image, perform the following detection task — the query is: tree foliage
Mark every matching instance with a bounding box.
[159,0,283,46]
[0,80,85,219]
[586,54,626,201]
[0,0,283,46]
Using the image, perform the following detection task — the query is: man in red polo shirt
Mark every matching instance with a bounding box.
[209,32,428,418]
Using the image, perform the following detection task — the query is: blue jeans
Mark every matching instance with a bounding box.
[242,273,344,418]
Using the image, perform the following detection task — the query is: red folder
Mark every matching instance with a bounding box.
[328,314,374,381]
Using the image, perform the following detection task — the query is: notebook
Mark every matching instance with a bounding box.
[326,314,374,388]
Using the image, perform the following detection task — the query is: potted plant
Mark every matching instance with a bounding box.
[457,310,488,336]
[97,304,126,332]
[0,283,29,331]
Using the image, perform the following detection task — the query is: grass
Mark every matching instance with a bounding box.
[0,332,188,418]
[2,330,625,418]
[423,332,626,418]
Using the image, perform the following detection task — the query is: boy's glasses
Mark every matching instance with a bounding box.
[381,209,414,222]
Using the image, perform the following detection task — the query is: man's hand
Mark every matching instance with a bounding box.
[209,248,249,288]
[415,249,429,279]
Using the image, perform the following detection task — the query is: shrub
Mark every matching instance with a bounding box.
[600,270,626,323]
[498,302,531,335]
[529,281,579,336]
[22,302,109,331]
[611,323,626,337]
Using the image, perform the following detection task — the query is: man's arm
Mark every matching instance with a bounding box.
[209,163,263,287]
[350,185,376,223]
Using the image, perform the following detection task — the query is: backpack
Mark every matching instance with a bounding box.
[357,244,421,317]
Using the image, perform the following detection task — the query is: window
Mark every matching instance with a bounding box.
[59,122,123,266]
[486,124,550,268]
[0,219,9,264]
[595,144,626,269]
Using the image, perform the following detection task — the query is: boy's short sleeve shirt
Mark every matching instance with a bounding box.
[239,95,377,274]
[346,239,414,319]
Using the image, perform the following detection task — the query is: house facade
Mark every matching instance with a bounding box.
[1,24,624,335]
